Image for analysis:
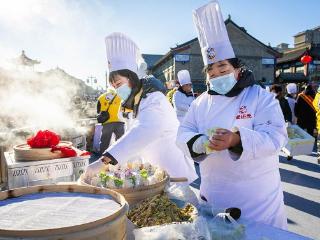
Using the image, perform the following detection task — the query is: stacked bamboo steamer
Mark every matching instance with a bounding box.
[0,184,129,240]
[13,141,73,161]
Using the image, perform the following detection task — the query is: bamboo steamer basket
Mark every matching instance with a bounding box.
[0,184,128,240]
[79,173,171,206]
[13,141,73,161]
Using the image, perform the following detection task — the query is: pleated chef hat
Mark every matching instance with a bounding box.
[193,0,235,66]
[286,83,297,94]
[105,32,140,74]
[177,70,192,86]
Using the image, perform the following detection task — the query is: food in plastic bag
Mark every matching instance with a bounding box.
[166,183,199,207]
[133,216,210,240]
[204,127,219,154]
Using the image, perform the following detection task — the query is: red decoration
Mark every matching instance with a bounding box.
[301,54,313,65]
[79,151,91,156]
[27,130,60,148]
[51,146,77,158]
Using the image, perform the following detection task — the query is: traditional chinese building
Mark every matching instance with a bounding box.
[275,26,320,84]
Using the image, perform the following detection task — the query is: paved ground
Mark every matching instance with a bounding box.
[279,152,320,240]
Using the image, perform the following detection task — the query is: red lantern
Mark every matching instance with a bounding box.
[301,54,313,64]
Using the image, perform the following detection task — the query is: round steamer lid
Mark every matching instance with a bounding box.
[0,192,121,230]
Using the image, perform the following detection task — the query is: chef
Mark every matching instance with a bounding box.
[84,32,197,183]
[176,1,288,229]
[172,70,195,123]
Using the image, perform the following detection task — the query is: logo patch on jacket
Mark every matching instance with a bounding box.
[236,106,252,119]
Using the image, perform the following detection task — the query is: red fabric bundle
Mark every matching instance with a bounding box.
[51,146,77,158]
[27,130,60,148]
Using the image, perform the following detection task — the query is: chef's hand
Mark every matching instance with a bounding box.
[192,135,209,154]
[83,157,110,182]
[208,128,240,151]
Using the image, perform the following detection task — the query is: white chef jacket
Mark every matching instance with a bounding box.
[107,91,197,183]
[177,85,288,229]
[172,90,195,123]
[285,96,297,124]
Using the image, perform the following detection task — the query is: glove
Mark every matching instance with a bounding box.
[192,135,209,154]
[83,159,107,182]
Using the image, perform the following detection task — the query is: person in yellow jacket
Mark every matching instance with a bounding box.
[313,87,320,162]
[97,89,124,154]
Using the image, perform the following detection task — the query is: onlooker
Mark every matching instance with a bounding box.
[295,84,316,135]
[313,86,320,161]
[285,83,297,124]
[270,84,292,123]
[97,89,124,154]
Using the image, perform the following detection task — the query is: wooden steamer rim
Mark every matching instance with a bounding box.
[0,184,129,238]
[13,141,73,161]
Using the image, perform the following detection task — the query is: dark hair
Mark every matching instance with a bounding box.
[305,84,315,97]
[108,69,141,89]
[203,58,244,73]
[270,84,282,93]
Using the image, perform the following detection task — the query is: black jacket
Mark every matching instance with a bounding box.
[294,94,316,131]
[277,97,292,123]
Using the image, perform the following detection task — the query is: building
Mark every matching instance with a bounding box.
[150,17,280,93]
[276,26,320,84]
[142,54,163,71]
[11,50,40,71]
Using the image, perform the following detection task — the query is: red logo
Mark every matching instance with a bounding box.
[236,106,252,119]
[206,47,216,60]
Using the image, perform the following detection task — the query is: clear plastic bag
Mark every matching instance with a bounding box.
[165,182,199,207]
[208,213,245,240]
[133,217,210,240]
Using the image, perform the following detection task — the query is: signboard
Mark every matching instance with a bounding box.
[313,60,320,65]
[174,54,190,62]
[262,58,275,65]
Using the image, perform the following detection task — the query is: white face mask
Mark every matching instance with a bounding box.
[209,72,237,95]
[116,83,132,102]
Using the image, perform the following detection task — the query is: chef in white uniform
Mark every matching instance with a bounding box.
[84,32,197,183]
[176,1,288,229]
[173,70,195,123]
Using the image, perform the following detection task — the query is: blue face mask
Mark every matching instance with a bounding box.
[116,83,132,102]
[209,72,237,95]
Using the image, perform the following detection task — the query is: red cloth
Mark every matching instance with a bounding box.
[51,146,77,158]
[27,130,60,148]
[79,151,91,156]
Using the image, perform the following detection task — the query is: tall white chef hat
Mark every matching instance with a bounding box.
[137,53,148,78]
[105,32,140,74]
[177,70,192,86]
[193,0,235,66]
[286,83,297,94]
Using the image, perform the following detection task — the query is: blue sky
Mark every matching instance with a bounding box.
[0,0,319,88]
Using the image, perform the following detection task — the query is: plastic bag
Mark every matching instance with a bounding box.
[165,182,199,207]
[133,217,210,240]
[208,213,245,240]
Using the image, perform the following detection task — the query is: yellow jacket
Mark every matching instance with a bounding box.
[97,92,122,124]
[166,88,177,105]
[313,92,320,131]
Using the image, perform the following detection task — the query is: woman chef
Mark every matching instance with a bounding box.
[176,1,288,229]
[172,70,195,123]
[84,32,197,183]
